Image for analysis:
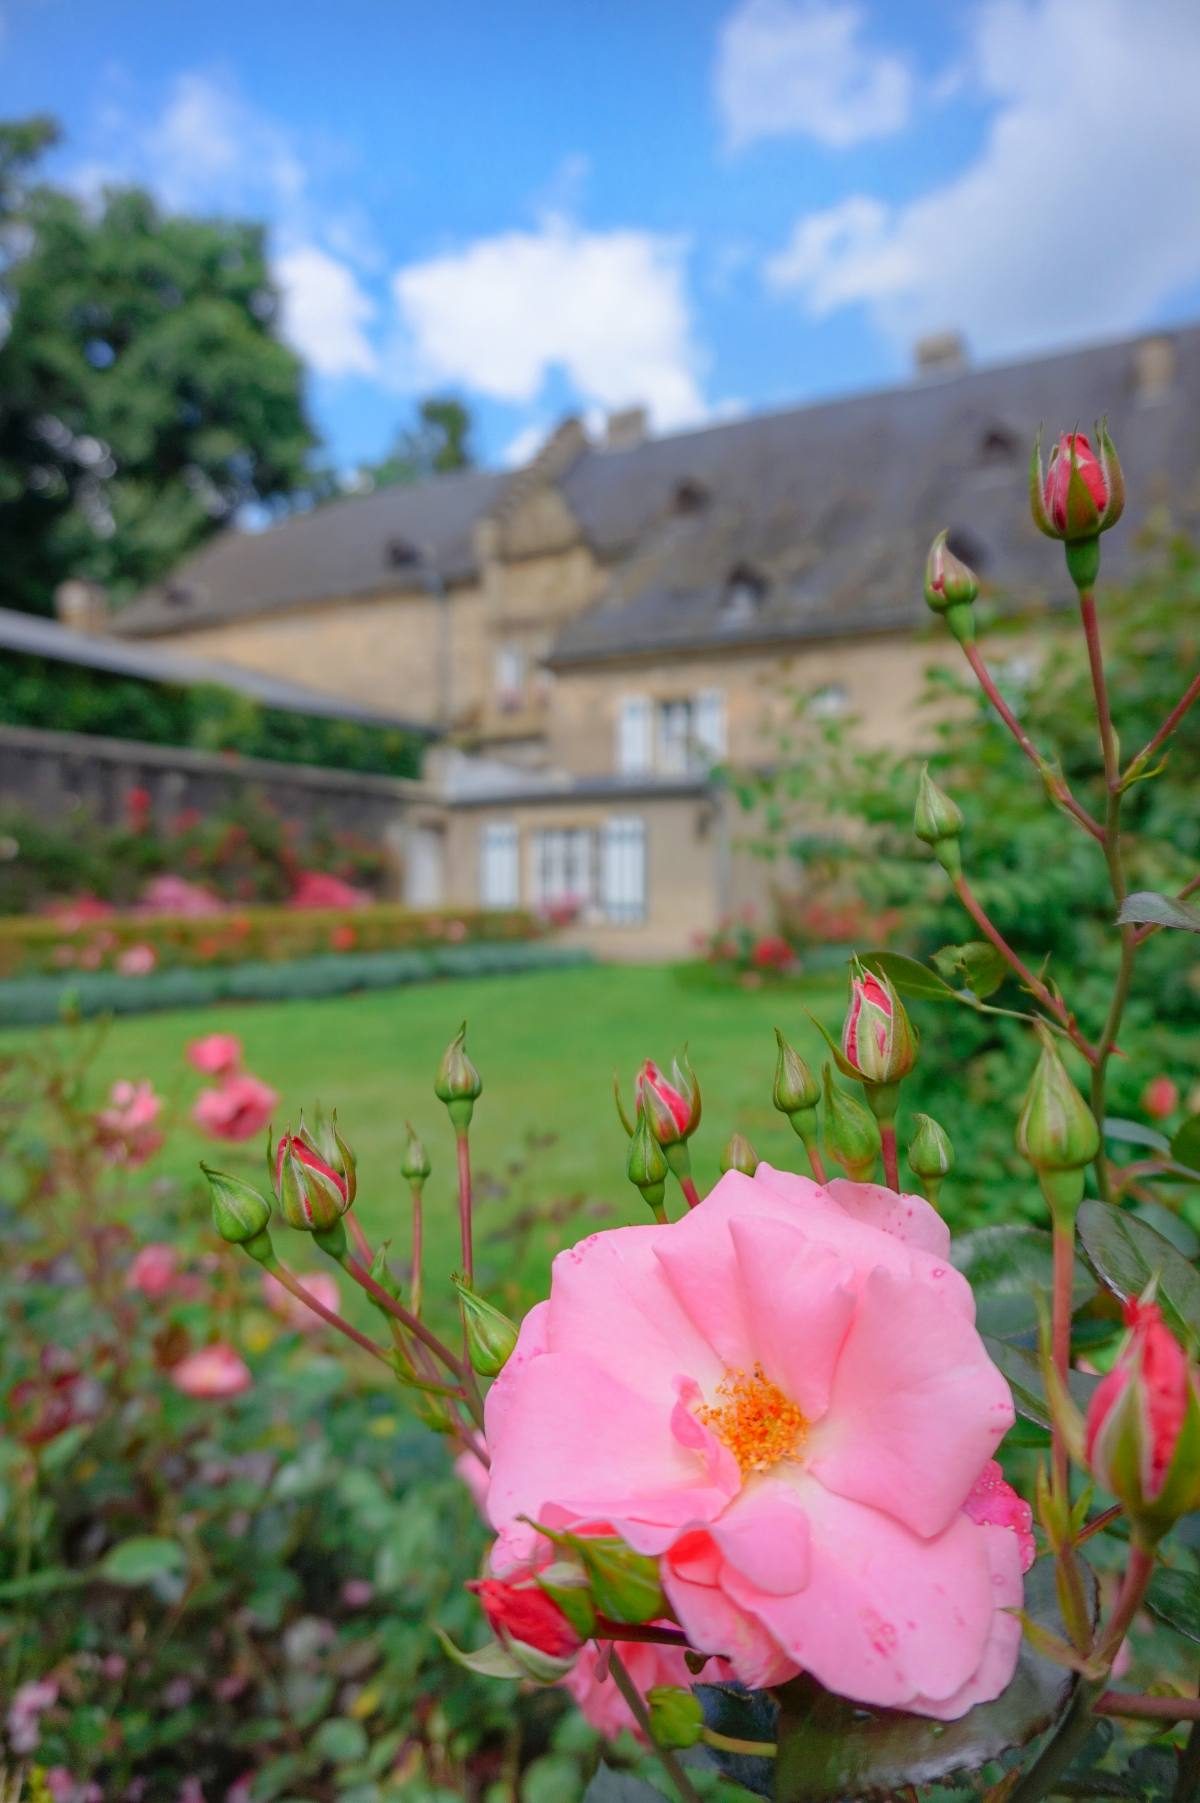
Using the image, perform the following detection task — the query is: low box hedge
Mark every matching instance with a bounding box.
[0,940,594,1028]
[0,903,540,980]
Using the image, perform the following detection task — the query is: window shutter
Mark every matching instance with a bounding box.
[479,822,519,908]
[616,695,652,774]
[695,688,726,760]
[601,816,646,925]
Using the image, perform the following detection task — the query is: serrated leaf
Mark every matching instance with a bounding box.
[860,951,961,1003]
[1117,891,1200,934]
[982,1336,1098,1430]
[772,1558,1089,1801]
[98,1536,186,1585]
[1145,1566,1200,1642]
[1077,1201,1200,1348]
[952,1224,1095,1340]
[931,942,1008,1000]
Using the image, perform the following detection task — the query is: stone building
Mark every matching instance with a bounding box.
[110,325,1200,955]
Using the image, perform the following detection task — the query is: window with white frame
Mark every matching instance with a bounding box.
[479,821,519,908]
[616,695,652,774]
[656,689,726,774]
[494,643,526,711]
[530,828,594,915]
[601,816,646,925]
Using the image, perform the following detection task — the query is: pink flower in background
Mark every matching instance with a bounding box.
[484,1165,1019,1718]
[171,1343,252,1399]
[193,1073,278,1142]
[1142,1075,1179,1121]
[187,1033,243,1079]
[566,1638,707,1742]
[138,874,224,917]
[7,1676,58,1754]
[289,869,369,910]
[127,1243,179,1298]
[117,943,157,976]
[96,1080,164,1166]
[262,1269,340,1329]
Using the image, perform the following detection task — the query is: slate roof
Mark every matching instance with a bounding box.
[116,322,1200,664]
[0,607,433,733]
[112,465,507,637]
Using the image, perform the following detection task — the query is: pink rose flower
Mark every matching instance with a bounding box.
[261,1269,340,1329]
[483,1165,1020,1719]
[117,943,157,976]
[96,1080,164,1167]
[187,1033,243,1079]
[565,1637,708,1742]
[193,1073,279,1142]
[1142,1075,1179,1121]
[171,1343,253,1399]
[127,1243,179,1298]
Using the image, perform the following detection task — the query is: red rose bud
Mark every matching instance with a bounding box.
[822,1064,880,1182]
[1142,1076,1179,1122]
[1015,1026,1099,1218]
[636,1058,698,1148]
[1085,1298,1200,1541]
[923,530,979,645]
[272,1125,350,1234]
[1030,423,1125,586]
[434,1022,482,1131]
[309,1104,357,1206]
[842,961,917,1089]
[468,1577,583,1677]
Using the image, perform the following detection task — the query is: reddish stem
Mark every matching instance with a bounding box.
[1050,1215,1075,1497]
[880,1123,900,1192]
[1097,1691,1200,1722]
[1078,590,1120,794]
[345,1209,373,1265]
[268,1262,391,1365]
[803,1138,828,1184]
[953,873,1100,1063]
[962,641,1103,841]
[341,1252,469,1382]
[1076,1502,1123,1546]
[410,1180,424,1317]
[1126,667,1200,780]
[678,1174,703,1211]
[456,1133,474,1286]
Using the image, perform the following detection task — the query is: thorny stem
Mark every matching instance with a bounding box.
[410,1180,424,1317]
[456,1132,474,1287]
[880,1122,900,1192]
[607,1650,704,1803]
[1125,667,1200,781]
[962,640,1103,841]
[268,1262,392,1366]
[952,873,1100,1064]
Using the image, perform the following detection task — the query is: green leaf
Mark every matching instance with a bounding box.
[1117,891,1200,934]
[581,1768,666,1802]
[310,1716,369,1766]
[1103,1117,1171,1155]
[952,1224,1095,1340]
[1170,1113,1200,1174]
[931,942,1008,999]
[773,1558,1088,1800]
[861,951,961,1003]
[982,1335,1099,1430]
[435,1627,522,1680]
[1077,1201,1200,1348]
[98,1536,187,1586]
[1145,1567,1200,1643]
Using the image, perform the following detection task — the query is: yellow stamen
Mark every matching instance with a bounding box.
[697,1363,807,1475]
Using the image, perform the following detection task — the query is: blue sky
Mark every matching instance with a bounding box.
[6,0,1200,473]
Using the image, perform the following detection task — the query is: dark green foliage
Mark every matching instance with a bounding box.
[362,394,476,489]
[0,116,320,612]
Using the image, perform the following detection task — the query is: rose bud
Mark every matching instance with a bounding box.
[271,1122,351,1235]
[1085,1297,1200,1542]
[923,530,979,645]
[627,1109,670,1217]
[841,961,918,1093]
[1142,1076,1179,1122]
[434,1022,482,1131]
[636,1057,700,1149]
[914,765,964,878]
[452,1277,519,1377]
[822,1064,881,1182]
[647,1686,705,1751]
[719,1131,759,1177]
[309,1104,357,1206]
[467,1577,583,1679]
[1030,423,1125,588]
[772,1028,820,1134]
[907,1113,954,1206]
[400,1121,432,1187]
[1015,1026,1099,1218]
[203,1165,275,1266]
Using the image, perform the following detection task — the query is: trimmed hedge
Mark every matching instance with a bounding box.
[0,941,594,1028]
[0,904,539,979]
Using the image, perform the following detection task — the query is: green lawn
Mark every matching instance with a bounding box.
[3,963,843,1325]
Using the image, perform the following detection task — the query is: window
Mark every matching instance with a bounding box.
[657,699,694,776]
[671,477,710,515]
[721,563,765,624]
[601,817,646,925]
[694,689,726,760]
[479,822,519,908]
[656,691,726,774]
[530,828,594,915]
[495,643,526,711]
[616,695,652,774]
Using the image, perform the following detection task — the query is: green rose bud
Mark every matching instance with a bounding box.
[627,1108,670,1217]
[309,1103,357,1206]
[822,1064,881,1182]
[434,1021,482,1131]
[1015,1026,1100,1218]
[400,1120,432,1186]
[203,1165,275,1265]
[907,1113,954,1206]
[647,1686,705,1751]
[719,1131,759,1177]
[452,1276,519,1377]
[914,765,964,878]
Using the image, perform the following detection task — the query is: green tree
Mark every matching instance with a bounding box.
[364,393,475,489]
[0,116,318,613]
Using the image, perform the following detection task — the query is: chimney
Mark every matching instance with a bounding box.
[913,331,968,379]
[605,405,649,451]
[54,578,109,634]
[1134,335,1175,403]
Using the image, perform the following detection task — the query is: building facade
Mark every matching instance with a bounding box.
[109,326,1200,954]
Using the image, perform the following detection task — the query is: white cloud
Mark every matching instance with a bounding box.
[391,216,709,429]
[274,244,378,378]
[716,0,912,150]
[501,420,553,468]
[765,0,1200,359]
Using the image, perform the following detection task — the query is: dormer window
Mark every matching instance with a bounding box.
[721,562,765,623]
[386,537,420,569]
[671,477,711,516]
[979,425,1018,465]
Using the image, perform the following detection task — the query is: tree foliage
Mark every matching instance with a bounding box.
[361,393,475,489]
[0,115,318,612]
